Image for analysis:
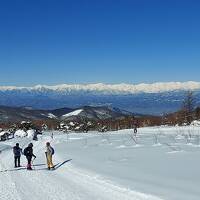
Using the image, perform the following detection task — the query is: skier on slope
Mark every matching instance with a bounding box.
[45,142,55,170]
[13,143,22,168]
[23,143,36,170]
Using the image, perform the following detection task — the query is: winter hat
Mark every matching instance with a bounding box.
[28,143,33,147]
[46,142,50,146]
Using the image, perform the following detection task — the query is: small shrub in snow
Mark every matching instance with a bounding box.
[15,129,27,137]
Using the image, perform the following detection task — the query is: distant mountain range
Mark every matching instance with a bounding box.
[0,82,200,115]
[0,105,134,123]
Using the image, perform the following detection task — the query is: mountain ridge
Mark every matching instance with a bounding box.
[0,105,134,123]
[0,82,200,115]
[1,81,200,94]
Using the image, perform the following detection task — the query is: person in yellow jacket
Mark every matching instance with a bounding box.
[45,142,55,170]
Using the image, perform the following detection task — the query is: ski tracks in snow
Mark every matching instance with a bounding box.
[7,164,163,200]
[0,139,164,200]
[0,151,22,200]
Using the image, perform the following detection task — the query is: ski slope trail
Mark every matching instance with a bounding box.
[0,137,163,200]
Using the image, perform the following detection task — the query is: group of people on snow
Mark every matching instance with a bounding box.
[13,142,55,170]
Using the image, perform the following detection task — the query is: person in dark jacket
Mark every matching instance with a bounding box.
[23,143,36,170]
[13,143,22,168]
[133,120,139,134]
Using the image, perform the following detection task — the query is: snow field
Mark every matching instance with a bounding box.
[0,126,200,200]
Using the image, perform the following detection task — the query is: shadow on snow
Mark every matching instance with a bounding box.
[0,159,72,173]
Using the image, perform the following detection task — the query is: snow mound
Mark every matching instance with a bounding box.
[27,129,35,138]
[15,129,27,137]
[0,131,7,136]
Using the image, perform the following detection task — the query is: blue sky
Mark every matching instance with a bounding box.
[0,0,200,86]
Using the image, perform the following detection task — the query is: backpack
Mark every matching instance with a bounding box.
[23,147,28,156]
[51,147,54,155]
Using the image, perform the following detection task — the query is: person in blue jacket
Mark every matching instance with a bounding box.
[13,143,22,168]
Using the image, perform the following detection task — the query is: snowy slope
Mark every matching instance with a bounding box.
[0,132,163,200]
[62,109,83,118]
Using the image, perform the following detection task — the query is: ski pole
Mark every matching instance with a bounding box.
[32,157,36,170]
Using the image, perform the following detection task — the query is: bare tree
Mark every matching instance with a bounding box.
[195,107,200,120]
[181,91,195,125]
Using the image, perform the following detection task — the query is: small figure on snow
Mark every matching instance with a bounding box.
[33,131,38,141]
[13,143,22,168]
[45,142,55,170]
[23,143,36,170]
[133,120,139,134]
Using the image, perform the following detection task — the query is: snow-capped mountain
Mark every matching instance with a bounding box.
[60,106,134,121]
[1,81,200,93]
[0,82,200,115]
